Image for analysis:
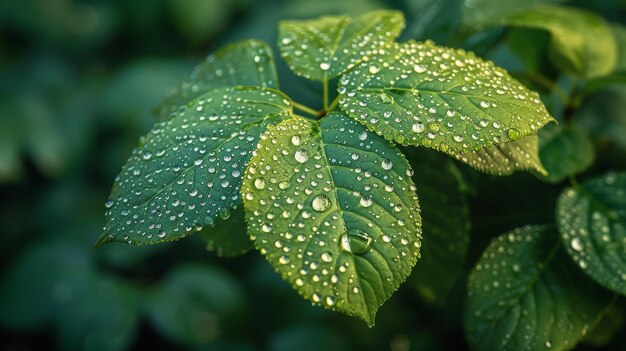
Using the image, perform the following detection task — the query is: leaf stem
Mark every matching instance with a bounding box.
[522,72,569,105]
[322,76,329,110]
[327,95,340,113]
[292,101,320,117]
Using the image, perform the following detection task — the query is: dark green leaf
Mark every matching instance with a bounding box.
[339,40,554,156]
[97,86,291,247]
[406,149,470,303]
[145,264,246,346]
[461,0,565,28]
[159,40,279,118]
[242,112,422,326]
[199,207,254,257]
[538,124,594,183]
[502,5,618,78]
[575,86,626,151]
[557,172,626,295]
[465,225,612,351]
[455,135,547,176]
[278,10,404,81]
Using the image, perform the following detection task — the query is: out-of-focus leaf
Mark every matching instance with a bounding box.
[199,207,253,257]
[56,275,139,351]
[402,0,462,43]
[0,241,93,331]
[556,172,626,295]
[159,40,279,118]
[278,10,404,81]
[145,264,246,346]
[169,0,230,44]
[269,325,351,351]
[461,0,565,28]
[537,124,594,183]
[97,87,291,248]
[407,149,469,304]
[455,135,547,176]
[613,24,626,72]
[339,40,554,156]
[242,112,422,326]
[502,5,618,78]
[465,225,612,351]
[575,85,626,151]
[582,302,624,347]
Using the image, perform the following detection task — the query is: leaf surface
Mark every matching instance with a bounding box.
[465,225,612,351]
[159,40,279,118]
[538,124,594,183]
[339,40,554,156]
[557,172,626,295]
[242,112,422,325]
[97,87,291,247]
[455,134,546,176]
[278,10,404,81]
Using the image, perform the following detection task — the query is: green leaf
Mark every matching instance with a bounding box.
[199,207,254,257]
[465,225,613,351]
[502,5,618,78]
[538,124,594,183]
[613,24,626,73]
[97,86,292,248]
[575,86,626,151]
[242,112,422,326]
[159,40,279,118]
[461,0,565,28]
[338,40,554,156]
[556,172,626,295]
[145,264,246,346]
[406,149,470,304]
[454,134,547,176]
[278,10,404,81]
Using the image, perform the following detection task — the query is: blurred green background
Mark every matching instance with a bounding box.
[1,0,625,350]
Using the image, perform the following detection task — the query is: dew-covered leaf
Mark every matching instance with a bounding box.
[199,207,253,257]
[159,40,279,118]
[556,172,626,295]
[242,112,422,326]
[465,225,612,351]
[454,134,547,176]
[97,87,292,248]
[538,124,594,183]
[145,264,246,346]
[502,5,617,78]
[406,149,469,304]
[338,40,554,156]
[278,10,404,81]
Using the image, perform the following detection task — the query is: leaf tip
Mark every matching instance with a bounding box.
[93,233,113,249]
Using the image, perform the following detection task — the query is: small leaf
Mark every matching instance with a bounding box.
[538,124,594,183]
[339,40,554,156]
[159,40,279,118]
[97,87,291,247]
[406,149,470,303]
[556,172,626,295]
[455,134,547,176]
[145,264,246,346]
[199,207,254,257]
[278,10,404,81]
[502,5,618,78]
[242,112,422,326]
[465,225,613,351]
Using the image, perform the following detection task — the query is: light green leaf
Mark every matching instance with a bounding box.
[556,172,626,295]
[502,5,618,78]
[455,134,547,176]
[242,112,422,326]
[159,40,279,118]
[406,149,470,304]
[199,208,254,257]
[538,124,594,183]
[465,225,612,351]
[278,10,404,81]
[339,40,554,156]
[613,24,626,73]
[461,0,565,28]
[145,264,246,346]
[97,87,292,248]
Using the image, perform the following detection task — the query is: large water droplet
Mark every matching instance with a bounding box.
[381,159,393,170]
[254,178,266,190]
[570,237,583,252]
[311,194,331,212]
[340,230,373,255]
[507,128,520,140]
[320,62,330,71]
[360,196,373,208]
[294,149,309,163]
[321,251,333,263]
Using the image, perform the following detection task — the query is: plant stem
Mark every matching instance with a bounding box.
[322,76,329,110]
[292,101,320,118]
[327,95,340,112]
[523,72,569,105]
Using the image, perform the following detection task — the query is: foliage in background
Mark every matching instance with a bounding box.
[1,0,625,350]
